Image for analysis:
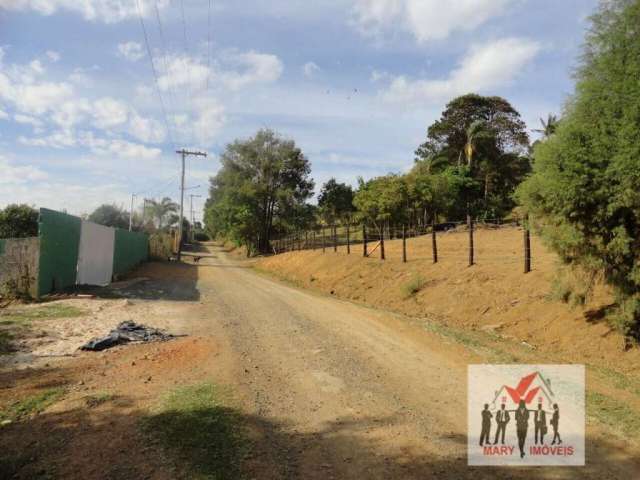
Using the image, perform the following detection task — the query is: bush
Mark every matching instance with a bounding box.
[401,274,427,299]
[194,232,210,241]
[149,233,174,260]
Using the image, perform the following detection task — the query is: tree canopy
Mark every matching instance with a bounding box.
[317,179,355,225]
[415,93,531,218]
[0,204,39,239]
[88,204,130,230]
[205,129,314,254]
[517,0,640,337]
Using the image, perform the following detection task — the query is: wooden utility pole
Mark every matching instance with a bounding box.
[176,149,207,260]
[380,227,385,260]
[189,194,202,242]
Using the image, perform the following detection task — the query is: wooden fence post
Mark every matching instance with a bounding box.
[333,225,337,252]
[363,225,367,257]
[346,224,350,254]
[322,228,326,253]
[524,215,531,273]
[402,224,407,263]
[305,231,308,250]
[431,217,438,263]
[312,230,316,250]
[380,227,385,260]
[468,214,474,266]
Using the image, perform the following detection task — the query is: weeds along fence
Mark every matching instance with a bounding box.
[271,218,540,274]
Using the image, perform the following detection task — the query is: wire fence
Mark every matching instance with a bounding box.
[271,218,544,274]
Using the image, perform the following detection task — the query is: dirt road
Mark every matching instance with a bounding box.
[178,244,639,479]
[2,243,638,479]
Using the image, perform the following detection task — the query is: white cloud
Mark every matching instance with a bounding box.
[18,129,76,148]
[46,50,60,62]
[14,113,43,127]
[352,0,514,43]
[0,0,169,24]
[51,99,90,128]
[0,156,48,184]
[219,51,283,90]
[192,99,225,146]
[302,61,320,78]
[129,112,166,143]
[381,37,541,104]
[0,108,9,120]
[117,41,145,62]
[79,132,162,159]
[156,50,283,93]
[92,97,129,129]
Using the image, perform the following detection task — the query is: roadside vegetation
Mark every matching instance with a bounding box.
[205,0,640,341]
[143,382,246,480]
[0,388,65,424]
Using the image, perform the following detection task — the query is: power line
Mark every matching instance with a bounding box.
[135,0,177,152]
[178,0,196,144]
[207,0,212,91]
[152,0,183,146]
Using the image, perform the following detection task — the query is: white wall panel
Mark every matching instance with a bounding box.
[77,221,115,286]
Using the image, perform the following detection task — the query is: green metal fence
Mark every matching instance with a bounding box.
[113,229,149,277]
[37,208,81,296]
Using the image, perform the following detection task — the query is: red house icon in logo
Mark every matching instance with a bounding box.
[492,371,555,406]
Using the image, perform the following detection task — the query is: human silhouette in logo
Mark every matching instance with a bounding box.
[493,403,510,444]
[551,403,562,445]
[479,403,493,446]
[534,403,547,444]
[515,399,529,458]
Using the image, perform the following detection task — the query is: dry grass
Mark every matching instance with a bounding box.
[257,226,640,376]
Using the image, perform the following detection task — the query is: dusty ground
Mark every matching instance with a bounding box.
[0,243,639,479]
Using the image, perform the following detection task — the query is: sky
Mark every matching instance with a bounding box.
[0,0,599,222]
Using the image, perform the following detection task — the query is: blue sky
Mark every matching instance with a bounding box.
[0,0,598,221]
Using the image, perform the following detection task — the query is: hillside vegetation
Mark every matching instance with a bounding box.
[257,227,640,374]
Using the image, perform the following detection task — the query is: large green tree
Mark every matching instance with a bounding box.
[205,129,314,254]
[317,178,355,225]
[0,204,38,238]
[88,204,130,229]
[517,0,640,338]
[415,94,530,218]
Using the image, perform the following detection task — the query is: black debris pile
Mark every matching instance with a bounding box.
[81,321,174,351]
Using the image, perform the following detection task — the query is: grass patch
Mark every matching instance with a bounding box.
[0,304,86,326]
[401,274,427,299]
[422,320,519,363]
[0,388,65,423]
[143,382,246,480]
[0,331,14,355]
[587,391,640,440]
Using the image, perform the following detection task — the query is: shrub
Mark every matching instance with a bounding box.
[401,274,427,299]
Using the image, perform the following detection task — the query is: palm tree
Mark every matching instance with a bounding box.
[462,120,492,168]
[533,113,559,139]
[145,197,178,229]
